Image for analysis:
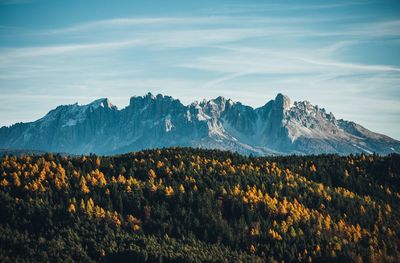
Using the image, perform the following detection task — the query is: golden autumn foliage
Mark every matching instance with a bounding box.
[67,203,76,213]
[0,148,399,262]
[179,184,185,193]
[126,214,141,232]
[164,186,174,197]
[148,169,157,181]
[80,176,90,194]
[0,178,9,187]
[250,244,256,254]
[12,172,21,187]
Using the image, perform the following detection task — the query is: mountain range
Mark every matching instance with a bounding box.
[1,93,399,156]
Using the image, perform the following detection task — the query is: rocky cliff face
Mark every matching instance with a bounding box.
[1,92,399,155]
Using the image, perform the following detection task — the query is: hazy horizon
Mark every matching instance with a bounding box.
[1,0,400,139]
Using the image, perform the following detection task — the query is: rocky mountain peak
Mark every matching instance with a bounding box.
[214,96,226,104]
[1,92,399,156]
[145,92,156,100]
[275,93,291,112]
[88,98,115,110]
[288,100,337,125]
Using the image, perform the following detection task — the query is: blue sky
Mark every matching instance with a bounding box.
[1,0,400,139]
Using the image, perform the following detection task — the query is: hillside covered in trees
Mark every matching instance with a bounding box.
[0,148,399,262]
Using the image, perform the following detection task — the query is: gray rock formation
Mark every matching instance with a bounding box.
[1,92,399,155]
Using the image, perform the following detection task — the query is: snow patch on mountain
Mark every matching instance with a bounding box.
[165,115,174,132]
[63,119,78,127]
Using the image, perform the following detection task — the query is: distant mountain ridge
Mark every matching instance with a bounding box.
[1,92,399,155]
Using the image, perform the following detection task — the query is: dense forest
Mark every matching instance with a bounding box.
[0,147,399,262]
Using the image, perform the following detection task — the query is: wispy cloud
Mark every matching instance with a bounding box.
[42,15,349,35]
[1,1,400,138]
[180,45,400,78]
[0,39,145,60]
[45,17,205,34]
[294,57,400,73]
[205,1,374,15]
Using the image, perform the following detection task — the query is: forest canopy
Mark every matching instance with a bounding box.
[0,147,399,262]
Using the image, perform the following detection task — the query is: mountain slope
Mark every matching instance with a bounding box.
[0,93,399,155]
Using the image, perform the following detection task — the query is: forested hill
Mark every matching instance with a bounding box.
[0,148,399,262]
